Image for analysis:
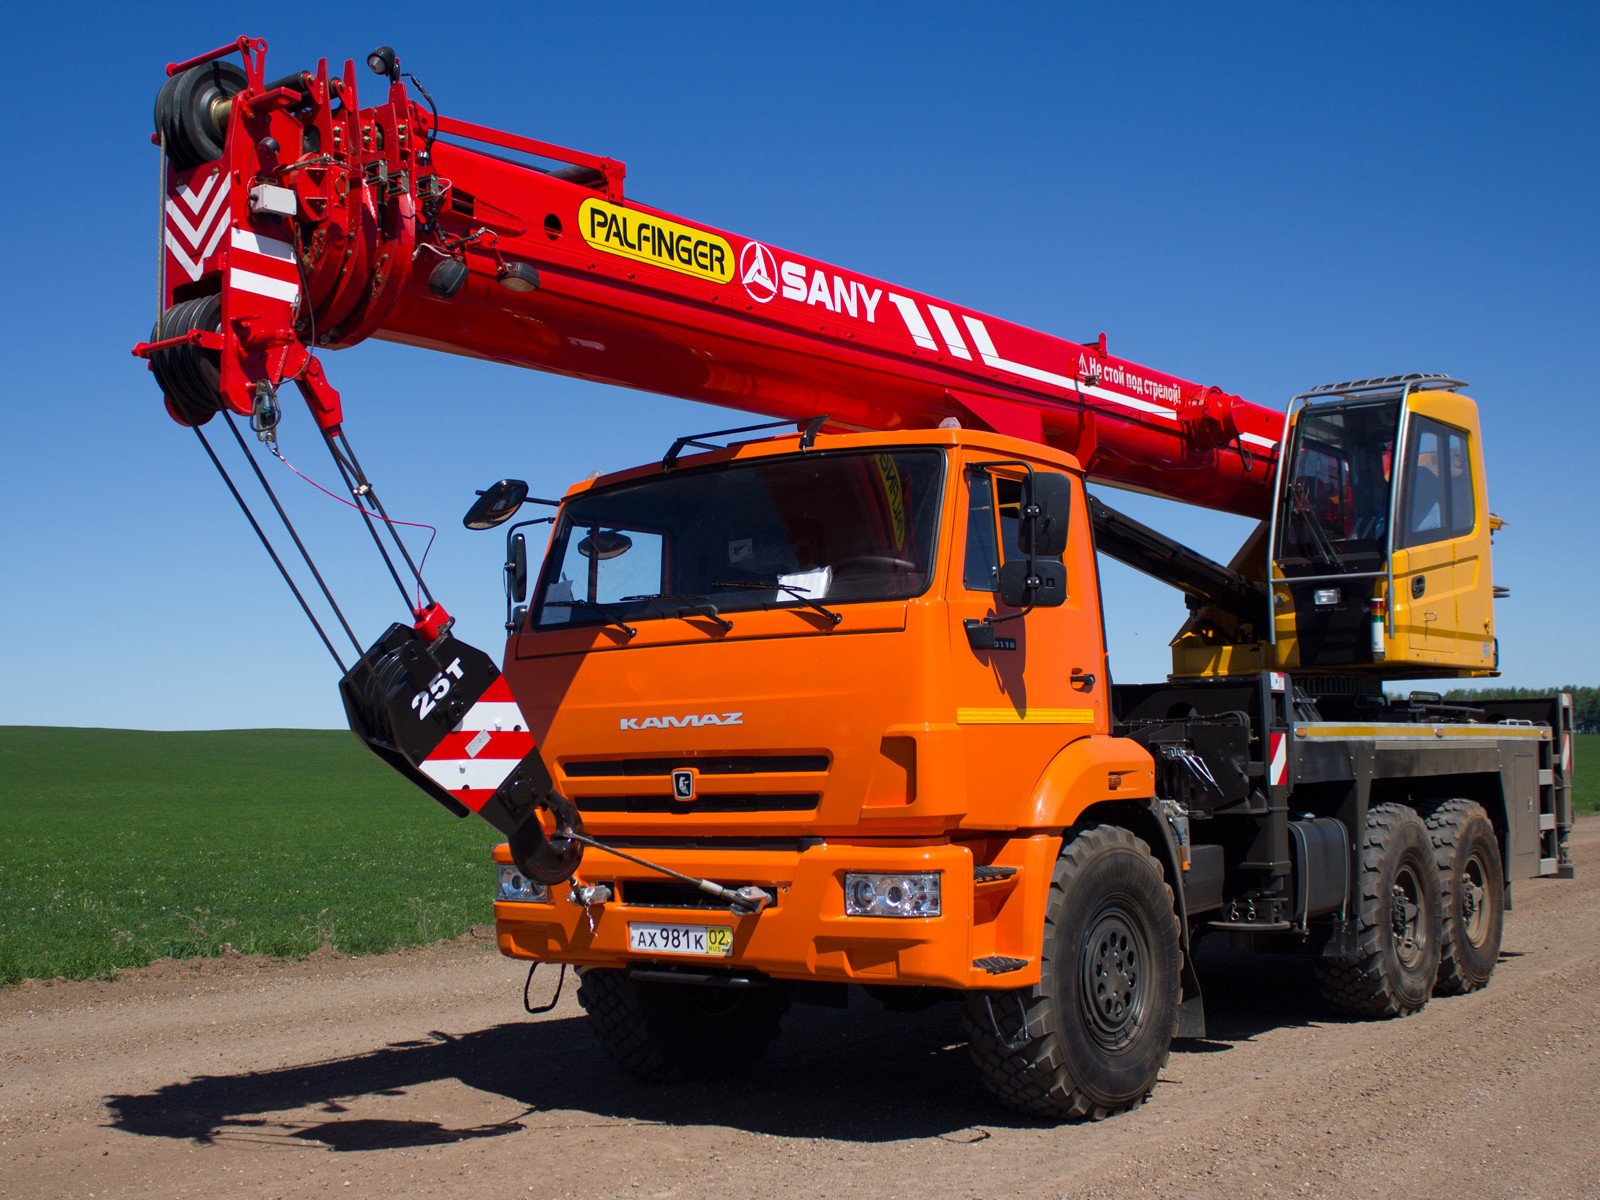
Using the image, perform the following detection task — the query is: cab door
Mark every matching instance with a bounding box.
[1389,397,1495,671]
[946,459,1109,823]
[1390,417,1456,659]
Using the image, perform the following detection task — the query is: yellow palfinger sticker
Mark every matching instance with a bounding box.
[580,198,734,283]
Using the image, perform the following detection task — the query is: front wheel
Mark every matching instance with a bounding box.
[575,967,789,1083]
[963,824,1181,1120]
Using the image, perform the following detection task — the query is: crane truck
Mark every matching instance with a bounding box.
[136,38,1577,1120]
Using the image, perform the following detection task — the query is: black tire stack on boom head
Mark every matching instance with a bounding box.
[149,294,225,425]
[154,60,247,171]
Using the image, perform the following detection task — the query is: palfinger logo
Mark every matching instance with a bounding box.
[740,241,778,303]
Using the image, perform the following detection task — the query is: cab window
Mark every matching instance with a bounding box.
[1400,417,1476,547]
[963,471,1027,592]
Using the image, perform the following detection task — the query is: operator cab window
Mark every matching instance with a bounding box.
[1399,417,1475,547]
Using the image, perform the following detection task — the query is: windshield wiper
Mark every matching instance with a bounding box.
[713,580,842,627]
[543,598,637,638]
[1287,488,1347,573]
[620,594,734,633]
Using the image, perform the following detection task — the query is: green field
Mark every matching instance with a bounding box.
[1576,734,1598,815]
[0,727,500,985]
[1,727,1592,987]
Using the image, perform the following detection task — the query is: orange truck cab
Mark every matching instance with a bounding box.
[492,426,1157,993]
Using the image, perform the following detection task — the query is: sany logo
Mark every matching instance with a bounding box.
[619,712,744,731]
[739,241,883,322]
[739,241,778,303]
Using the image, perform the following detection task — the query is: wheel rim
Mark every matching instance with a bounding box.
[1460,851,1491,947]
[1390,862,1428,968]
[1080,900,1151,1051]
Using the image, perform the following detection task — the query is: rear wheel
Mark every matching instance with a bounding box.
[1424,800,1504,995]
[575,967,789,1083]
[963,825,1181,1120]
[1315,803,1442,1018]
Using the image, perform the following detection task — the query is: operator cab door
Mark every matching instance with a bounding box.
[949,461,1108,819]
[1389,396,1496,671]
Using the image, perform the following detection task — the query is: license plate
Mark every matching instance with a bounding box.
[628,922,733,957]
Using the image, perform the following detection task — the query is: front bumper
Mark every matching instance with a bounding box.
[492,834,1058,990]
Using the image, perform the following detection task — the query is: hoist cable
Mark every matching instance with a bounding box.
[193,423,348,673]
[330,429,438,609]
[319,433,417,609]
[222,415,366,659]
[267,441,439,613]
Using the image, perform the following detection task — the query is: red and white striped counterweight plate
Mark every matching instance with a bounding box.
[417,676,535,813]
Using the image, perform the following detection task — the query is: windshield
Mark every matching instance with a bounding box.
[1276,399,1399,574]
[531,449,944,629]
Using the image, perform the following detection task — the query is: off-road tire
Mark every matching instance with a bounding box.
[575,967,789,1084]
[1315,803,1442,1018]
[1423,799,1504,995]
[963,824,1181,1120]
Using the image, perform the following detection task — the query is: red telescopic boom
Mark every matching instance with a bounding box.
[136,39,1284,519]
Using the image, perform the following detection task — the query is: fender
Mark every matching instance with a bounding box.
[1023,734,1156,829]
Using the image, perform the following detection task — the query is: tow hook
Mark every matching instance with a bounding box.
[568,882,613,907]
[562,833,774,915]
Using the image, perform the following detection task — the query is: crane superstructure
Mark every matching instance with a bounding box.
[136,38,1574,1121]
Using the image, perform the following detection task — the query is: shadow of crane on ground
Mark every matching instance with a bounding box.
[103,946,1347,1150]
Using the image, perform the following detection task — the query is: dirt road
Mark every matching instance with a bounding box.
[4,821,1597,1200]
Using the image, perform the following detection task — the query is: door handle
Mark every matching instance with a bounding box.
[1411,575,1426,598]
[1070,669,1096,689]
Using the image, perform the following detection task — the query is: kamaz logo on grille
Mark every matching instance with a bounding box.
[618,712,743,731]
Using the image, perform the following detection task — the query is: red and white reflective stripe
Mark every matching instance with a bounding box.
[1561,694,1574,773]
[418,676,535,813]
[1268,732,1288,788]
[1269,672,1287,694]
[165,168,229,282]
[227,228,301,303]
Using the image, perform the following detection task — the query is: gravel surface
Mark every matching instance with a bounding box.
[3,820,1596,1199]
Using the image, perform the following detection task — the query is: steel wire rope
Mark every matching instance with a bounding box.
[266,440,439,612]
[326,430,439,610]
[221,415,367,659]
[316,433,418,610]
[191,423,348,672]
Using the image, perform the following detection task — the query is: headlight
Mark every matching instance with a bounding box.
[496,865,549,903]
[843,872,941,918]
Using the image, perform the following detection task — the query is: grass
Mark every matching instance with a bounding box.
[1575,734,1598,815]
[0,727,501,986]
[1,727,1592,987]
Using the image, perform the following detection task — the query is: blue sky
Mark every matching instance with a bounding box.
[1,3,1595,729]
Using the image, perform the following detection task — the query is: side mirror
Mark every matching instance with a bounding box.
[578,530,633,560]
[999,558,1066,609]
[506,532,528,603]
[1018,472,1071,557]
[464,479,529,530]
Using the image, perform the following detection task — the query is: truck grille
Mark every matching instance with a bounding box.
[563,754,829,778]
[619,881,779,910]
